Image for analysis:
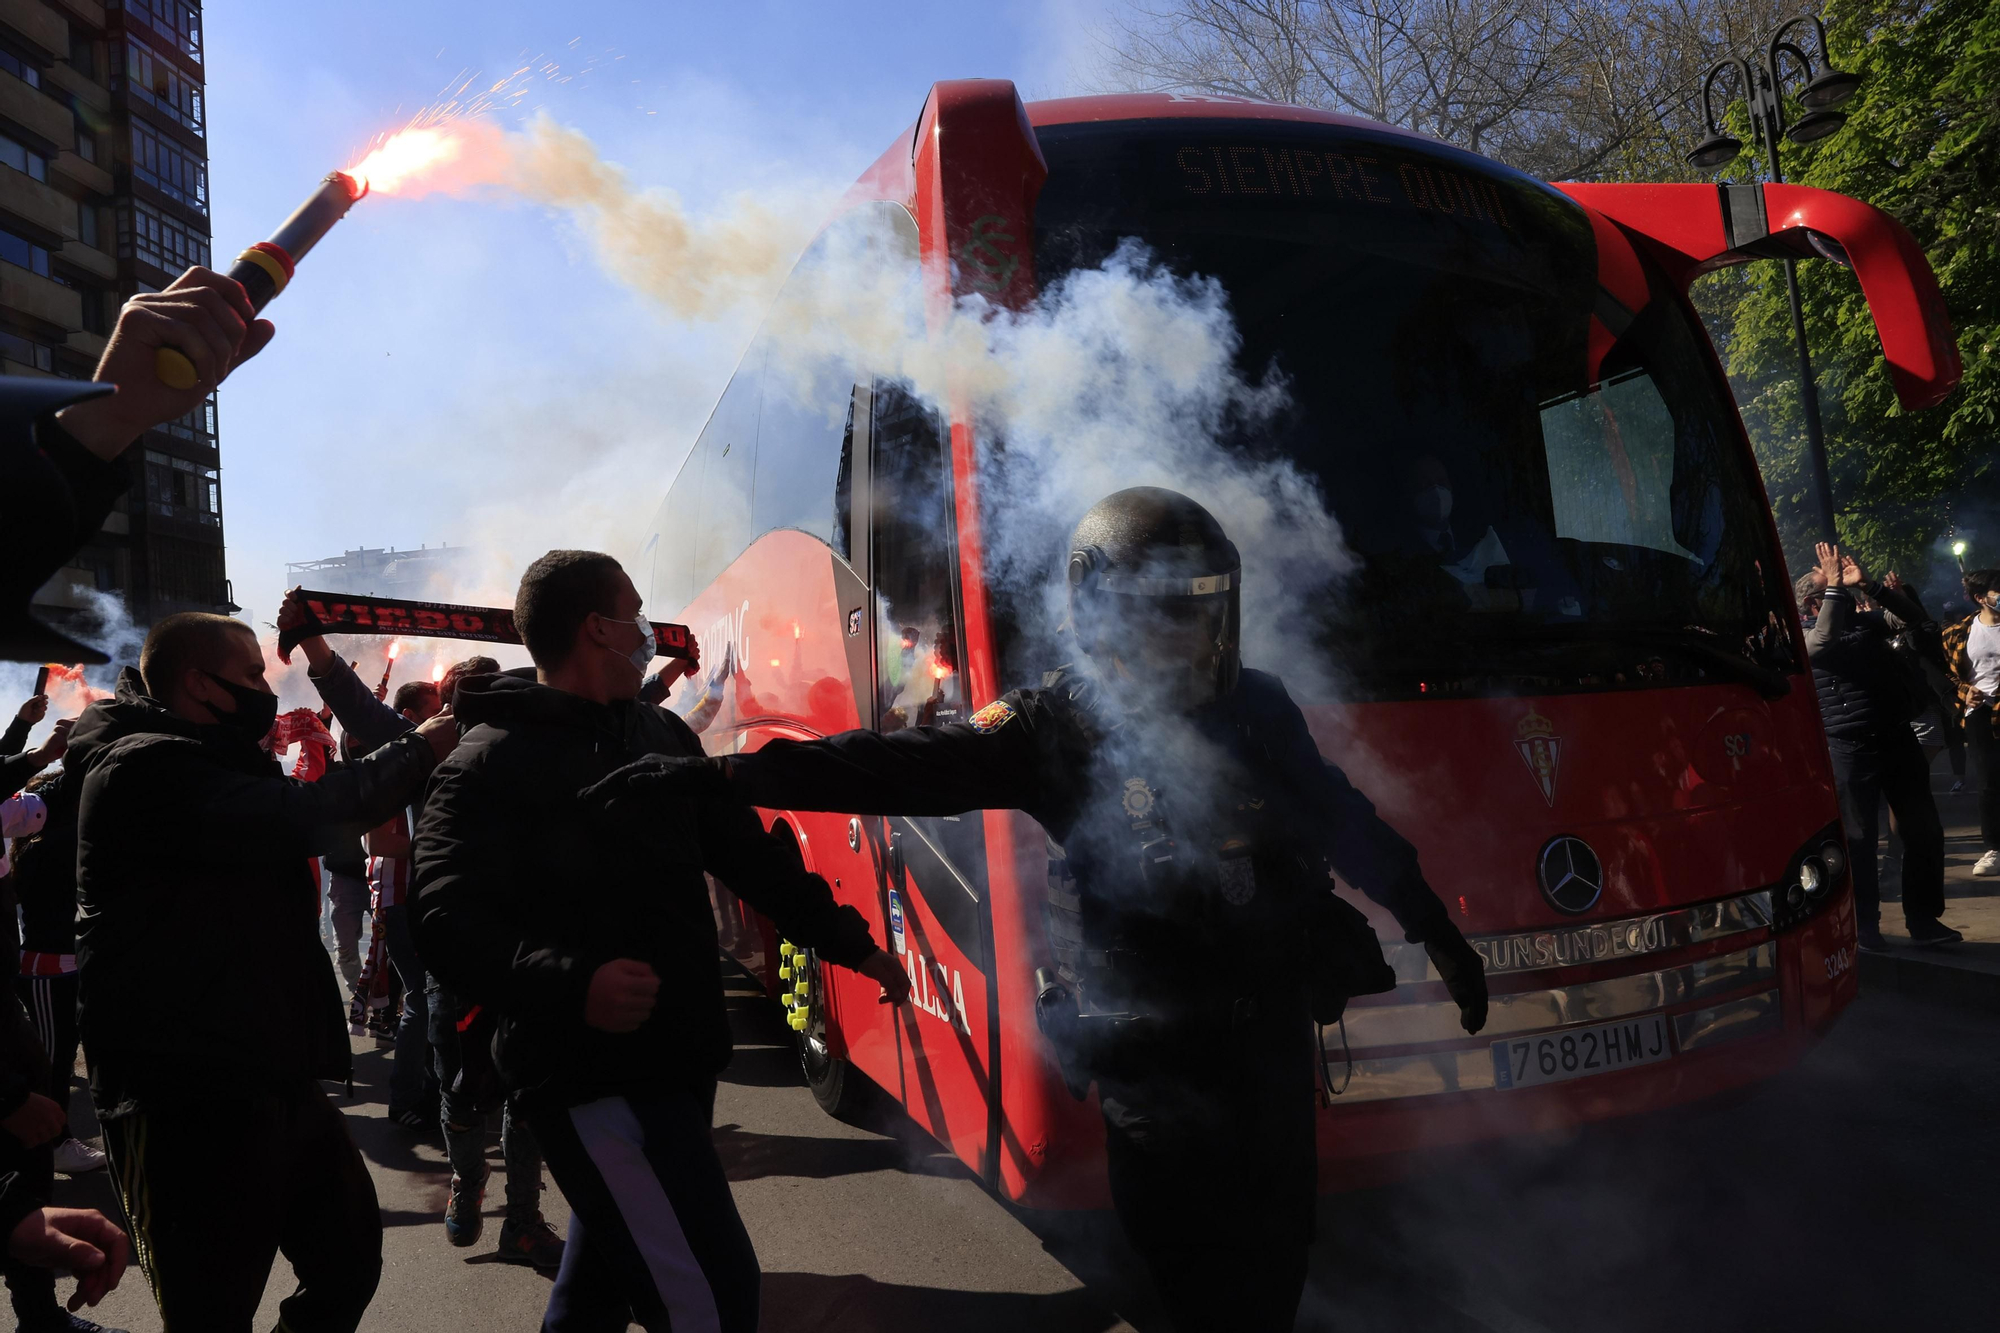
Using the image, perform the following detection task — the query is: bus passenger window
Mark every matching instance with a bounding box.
[832,393,857,565]
[870,381,968,733]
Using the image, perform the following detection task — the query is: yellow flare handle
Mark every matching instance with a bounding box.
[154,346,199,389]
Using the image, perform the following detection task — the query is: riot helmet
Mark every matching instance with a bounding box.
[0,376,117,664]
[1066,487,1241,710]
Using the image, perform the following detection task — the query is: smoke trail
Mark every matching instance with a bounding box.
[371,114,831,321]
[349,109,1359,710]
[0,590,147,762]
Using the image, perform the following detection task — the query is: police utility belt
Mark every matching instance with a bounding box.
[1034,777,1395,1099]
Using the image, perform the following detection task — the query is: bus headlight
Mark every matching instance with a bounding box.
[1772,822,1847,932]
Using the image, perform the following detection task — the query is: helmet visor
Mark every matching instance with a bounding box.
[1093,592,1237,708]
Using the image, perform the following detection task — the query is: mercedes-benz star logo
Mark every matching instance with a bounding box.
[1537,836,1603,915]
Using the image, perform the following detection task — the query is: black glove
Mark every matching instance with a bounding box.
[1423,921,1488,1035]
[576,753,725,825]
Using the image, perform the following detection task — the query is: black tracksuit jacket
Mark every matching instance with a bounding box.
[69,670,438,1104]
[410,673,879,1110]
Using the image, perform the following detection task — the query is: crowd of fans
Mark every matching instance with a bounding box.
[0,266,908,1330]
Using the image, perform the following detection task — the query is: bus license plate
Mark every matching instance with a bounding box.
[1491,1014,1672,1090]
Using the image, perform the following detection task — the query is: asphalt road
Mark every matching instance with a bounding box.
[51,970,2000,1332]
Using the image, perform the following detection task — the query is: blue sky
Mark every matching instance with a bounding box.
[202,0,1112,629]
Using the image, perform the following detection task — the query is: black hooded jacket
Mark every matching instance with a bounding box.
[411,672,878,1109]
[69,669,438,1102]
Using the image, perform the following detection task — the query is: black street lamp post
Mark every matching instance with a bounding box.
[1689,15,1863,544]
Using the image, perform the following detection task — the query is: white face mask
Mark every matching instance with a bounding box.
[605,613,657,672]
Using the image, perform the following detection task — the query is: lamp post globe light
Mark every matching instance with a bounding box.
[1688,14,1863,544]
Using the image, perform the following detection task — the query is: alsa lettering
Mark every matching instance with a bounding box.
[904,951,969,1034]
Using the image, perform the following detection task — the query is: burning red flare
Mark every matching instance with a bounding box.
[931,661,950,681]
[345,126,462,196]
[432,663,446,684]
[386,641,402,661]
[42,663,108,713]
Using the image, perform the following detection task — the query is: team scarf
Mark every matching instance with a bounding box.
[278,590,692,662]
[265,707,335,782]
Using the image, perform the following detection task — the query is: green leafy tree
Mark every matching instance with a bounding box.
[1713,0,1998,589]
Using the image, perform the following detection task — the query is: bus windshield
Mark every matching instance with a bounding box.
[1031,119,1797,701]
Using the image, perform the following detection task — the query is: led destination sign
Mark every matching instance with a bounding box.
[1171,142,1519,231]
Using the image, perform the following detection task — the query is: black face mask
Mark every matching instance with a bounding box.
[200,671,279,742]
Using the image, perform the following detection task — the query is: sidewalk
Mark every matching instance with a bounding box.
[1861,769,2000,1011]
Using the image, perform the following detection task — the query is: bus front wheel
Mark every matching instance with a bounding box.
[782,941,866,1121]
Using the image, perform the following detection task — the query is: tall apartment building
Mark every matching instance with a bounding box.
[0,0,227,633]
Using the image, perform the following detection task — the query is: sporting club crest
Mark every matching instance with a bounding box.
[1514,707,1562,806]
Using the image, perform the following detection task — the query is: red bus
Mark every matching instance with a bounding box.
[644,81,1960,1206]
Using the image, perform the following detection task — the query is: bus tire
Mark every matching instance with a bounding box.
[767,823,869,1123]
[790,943,868,1121]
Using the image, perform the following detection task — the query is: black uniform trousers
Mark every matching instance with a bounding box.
[1095,1012,1318,1333]
[96,1072,381,1332]
[1964,707,2000,850]
[529,1079,759,1333]
[1829,729,1946,928]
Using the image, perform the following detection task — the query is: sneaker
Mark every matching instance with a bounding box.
[53,1138,106,1175]
[1857,922,1889,952]
[17,1313,131,1332]
[444,1170,486,1247]
[1907,919,1965,947]
[497,1214,566,1270]
[1975,850,2000,877]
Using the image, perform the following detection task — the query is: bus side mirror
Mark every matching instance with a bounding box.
[1553,182,1961,412]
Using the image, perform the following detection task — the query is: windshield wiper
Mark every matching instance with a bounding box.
[1497,625,1793,700]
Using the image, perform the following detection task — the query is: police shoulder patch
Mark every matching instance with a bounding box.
[970,700,1018,734]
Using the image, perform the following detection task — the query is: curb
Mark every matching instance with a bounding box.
[1858,949,2000,1014]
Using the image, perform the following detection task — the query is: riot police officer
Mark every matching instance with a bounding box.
[587,487,1489,1330]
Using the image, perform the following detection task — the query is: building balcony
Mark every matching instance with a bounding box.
[0,169,79,240]
[0,0,68,59]
[0,73,73,152]
[0,264,82,332]
[43,61,110,115]
[54,151,112,197]
[65,326,104,361]
[51,2,108,29]
[60,237,114,280]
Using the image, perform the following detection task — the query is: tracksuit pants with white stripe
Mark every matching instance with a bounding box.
[530,1080,757,1333]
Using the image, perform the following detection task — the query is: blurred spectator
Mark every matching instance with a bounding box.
[3,701,71,807]
[1799,544,1958,950]
[1944,568,2000,876]
[323,827,370,991]
[68,612,453,1330]
[276,589,448,1128]
[10,771,105,1179]
[0,972,127,1332]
